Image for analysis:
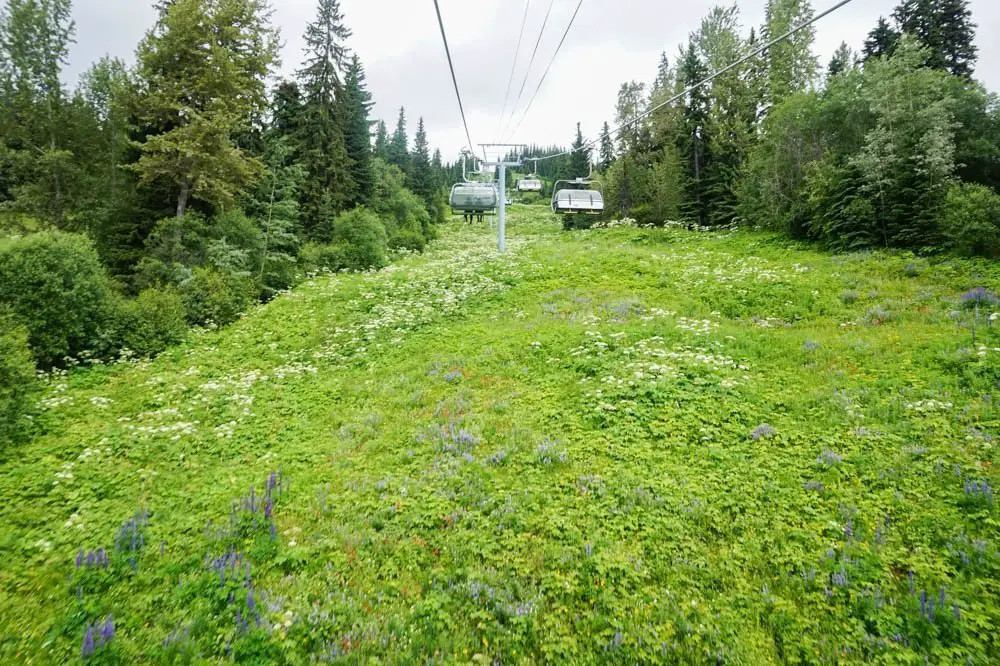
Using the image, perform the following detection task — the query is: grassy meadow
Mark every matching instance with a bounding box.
[1,207,999,664]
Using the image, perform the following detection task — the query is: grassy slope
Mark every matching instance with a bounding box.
[1,208,999,664]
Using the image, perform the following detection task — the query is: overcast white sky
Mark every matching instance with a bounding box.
[69,0,999,161]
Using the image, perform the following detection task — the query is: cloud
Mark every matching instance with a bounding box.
[65,0,1000,161]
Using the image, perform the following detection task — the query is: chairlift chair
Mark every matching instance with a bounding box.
[551,166,604,215]
[449,182,498,216]
[517,159,543,192]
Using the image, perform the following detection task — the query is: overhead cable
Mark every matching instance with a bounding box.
[533,0,856,161]
[507,0,585,140]
[432,0,478,158]
[499,0,556,140]
[497,0,532,141]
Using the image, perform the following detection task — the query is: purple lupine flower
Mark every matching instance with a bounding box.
[804,480,824,492]
[817,449,843,467]
[928,598,936,622]
[99,616,114,645]
[86,551,95,567]
[247,588,256,612]
[270,522,277,539]
[81,624,95,658]
[75,550,83,568]
[96,548,106,569]
[751,424,775,440]
[844,517,854,540]
[920,590,927,616]
[940,587,946,609]
[953,602,961,620]
[803,340,820,352]
[960,287,999,308]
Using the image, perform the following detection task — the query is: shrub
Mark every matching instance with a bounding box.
[941,182,1000,257]
[133,213,211,292]
[331,207,387,270]
[115,288,188,357]
[389,229,426,253]
[181,268,256,327]
[520,192,541,205]
[299,242,346,273]
[0,310,35,442]
[0,231,115,367]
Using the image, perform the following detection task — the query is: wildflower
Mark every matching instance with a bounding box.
[803,340,820,352]
[81,625,95,659]
[750,424,775,440]
[99,616,114,645]
[816,449,843,467]
[961,287,999,308]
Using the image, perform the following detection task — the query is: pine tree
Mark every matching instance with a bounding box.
[387,107,408,172]
[598,122,614,171]
[297,0,355,237]
[272,80,303,138]
[569,123,591,178]
[863,17,900,61]
[431,148,443,190]
[342,54,374,206]
[678,40,710,226]
[133,0,279,217]
[373,119,388,158]
[827,41,854,78]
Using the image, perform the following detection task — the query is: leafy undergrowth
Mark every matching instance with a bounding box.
[2,208,999,664]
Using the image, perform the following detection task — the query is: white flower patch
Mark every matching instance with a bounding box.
[64,512,84,529]
[53,462,75,485]
[89,396,112,408]
[676,317,718,336]
[273,362,318,379]
[906,399,954,412]
[214,421,237,439]
[975,345,1000,357]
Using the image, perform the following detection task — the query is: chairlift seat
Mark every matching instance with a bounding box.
[552,188,604,214]
[450,183,498,214]
[517,178,543,192]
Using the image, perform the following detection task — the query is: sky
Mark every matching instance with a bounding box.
[67,0,999,163]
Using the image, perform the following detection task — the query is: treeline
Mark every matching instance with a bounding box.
[588,0,1000,254]
[0,0,451,351]
[0,0,451,438]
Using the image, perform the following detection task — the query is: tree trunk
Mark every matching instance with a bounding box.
[177,178,191,217]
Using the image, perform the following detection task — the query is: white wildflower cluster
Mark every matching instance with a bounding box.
[273,362,318,379]
[78,445,109,461]
[654,249,798,288]
[89,396,112,408]
[53,462,75,485]
[214,421,237,439]
[976,344,1000,357]
[588,337,751,413]
[37,383,73,410]
[676,317,718,336]
[63,512,84,529]
[589,217,650,229]
[906,399,954,412]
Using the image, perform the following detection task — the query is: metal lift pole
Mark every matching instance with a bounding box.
[479,144,526,254]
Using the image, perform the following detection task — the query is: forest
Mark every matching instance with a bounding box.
[0,0,452,422]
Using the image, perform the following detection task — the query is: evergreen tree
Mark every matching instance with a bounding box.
[133,0,279,217]
[678,40,710,226]
[387,107,408,172]
[863,17,900,61]
[373,119,388,158]
[297,0,355,238]
[827,41,854,77]
[892,0,977,76]
[342,54,374,206]
[0,0,77,225]
[569,123,591,178]
[598,122,614,171]
[408,117,433,204]
[271,80,303,138]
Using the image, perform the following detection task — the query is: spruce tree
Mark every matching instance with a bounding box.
[387,107,408,172]
[133,0,279,218]
[409,117,433,205]
[569,123,591,178]
[599,122,614,171]
[863,17,900,61]
[373,119,389,158]
[893,0,977,76]
[342,54,374,206]
[297,0,355,238]
[827,41,854,78]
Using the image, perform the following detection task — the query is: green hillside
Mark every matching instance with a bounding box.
[2,209,999,663]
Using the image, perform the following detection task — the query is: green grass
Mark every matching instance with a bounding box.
[2,208,999,664]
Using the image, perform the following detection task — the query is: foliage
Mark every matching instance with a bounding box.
[0,231,115,367]
[330,206,387,270]
[941,182,1000,257]
[4,213,1000,663]
[180,267,257,327]
[0,308,34,442]
[115,287,188,357]
[299,241,346,273]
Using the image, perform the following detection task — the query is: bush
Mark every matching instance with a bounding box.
[941,182,1000,257]
[299,242,346,273]
[520,192,541,205]
[181,268,256,327]
[389,229,426,253]
[0,310,35,442]
[0,231,116,367]
[331,207,387,270]
[115,288,188,357]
